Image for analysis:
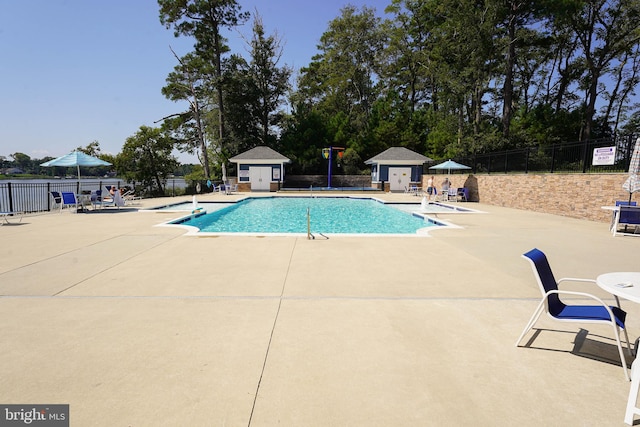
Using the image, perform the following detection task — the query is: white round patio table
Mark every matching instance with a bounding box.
[597,272,640,357]
[597,272,640,304]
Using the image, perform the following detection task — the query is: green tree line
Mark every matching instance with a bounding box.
[5,0,640,185]
[156,0,640,177]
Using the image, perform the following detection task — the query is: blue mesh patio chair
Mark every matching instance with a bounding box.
[611,201,638,232]
[613,205,640,237]
[60,192,86,212]
[516,248,631,381]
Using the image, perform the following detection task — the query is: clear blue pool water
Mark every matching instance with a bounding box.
[176,197,437,235]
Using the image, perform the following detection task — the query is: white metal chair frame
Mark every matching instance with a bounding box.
[515,285,631,381]
[516,250,632,381]
[613,205,640,237]
[121,190,142,204]
[60,192,80,213]
[0,212,23,225]
[50,191,62,210]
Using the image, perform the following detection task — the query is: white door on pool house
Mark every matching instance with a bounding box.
[389,167,411,192]
[250,166,272,191]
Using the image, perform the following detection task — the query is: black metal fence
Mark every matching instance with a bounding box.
[452,135,637,174]
[0,180,123,214]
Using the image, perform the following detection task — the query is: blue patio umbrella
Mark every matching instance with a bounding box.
[40,150,111,182]
[429,159,471,176]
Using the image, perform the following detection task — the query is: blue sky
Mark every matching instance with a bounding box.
[0,0,389,163]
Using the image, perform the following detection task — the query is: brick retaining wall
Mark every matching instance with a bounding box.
[421,173,633,223]
[276,173,636,223]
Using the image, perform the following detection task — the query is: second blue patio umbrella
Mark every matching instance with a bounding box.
[429,159,471,177]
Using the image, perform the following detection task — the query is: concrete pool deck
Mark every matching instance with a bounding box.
[1,191,639,426]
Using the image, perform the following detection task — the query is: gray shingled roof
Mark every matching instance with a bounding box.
[229,146,291,162]
[365,147,432,164]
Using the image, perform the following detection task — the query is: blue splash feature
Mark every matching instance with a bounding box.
[180,197,437,235]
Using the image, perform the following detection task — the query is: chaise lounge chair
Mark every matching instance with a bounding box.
[121,189,142,204]
[91,190,107,209]
[97,187,125,209]
[0,211,23,225]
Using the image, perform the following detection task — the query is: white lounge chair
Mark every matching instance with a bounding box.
[90,190,109,209]
[103,190,125,209]
[92,188,125,210]
[0,211,23,225]
[121,189,142,204]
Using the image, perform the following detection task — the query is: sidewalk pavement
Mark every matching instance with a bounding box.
[0,193,639,426]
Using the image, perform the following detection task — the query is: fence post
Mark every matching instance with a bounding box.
[550,145,556,173]
[525,148,530,174]
[7,182,13,213]
[582,139,589,173]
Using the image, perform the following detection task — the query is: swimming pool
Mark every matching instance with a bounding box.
[167,197,444,236]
